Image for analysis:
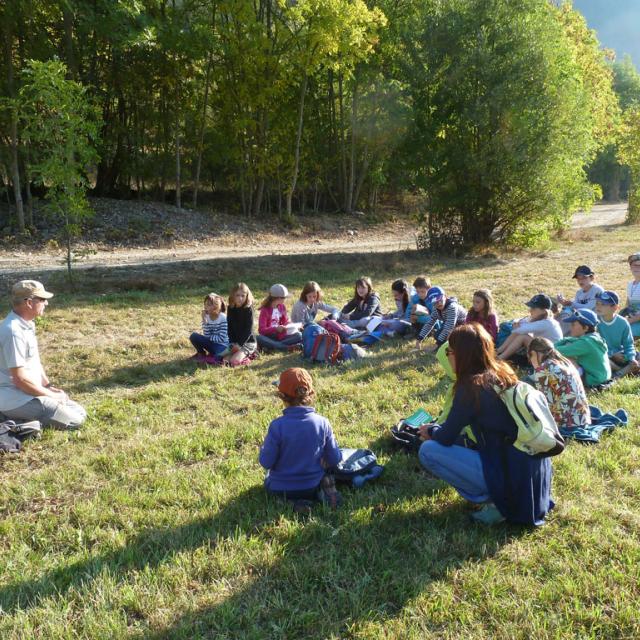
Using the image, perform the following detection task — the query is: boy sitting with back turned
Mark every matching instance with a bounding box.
[259,368,342,511]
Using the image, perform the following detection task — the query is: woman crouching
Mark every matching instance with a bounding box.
[418,323,554,526]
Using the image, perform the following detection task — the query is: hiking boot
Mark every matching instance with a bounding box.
[318,475,341,510]
[470,503,505,525]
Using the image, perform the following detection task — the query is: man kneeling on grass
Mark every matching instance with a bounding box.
[0,280,86,430]
[259,367,341,513]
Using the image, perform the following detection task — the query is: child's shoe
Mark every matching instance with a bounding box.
[189,353,207,363]
[318,475,342,509]
[204,355,223,366]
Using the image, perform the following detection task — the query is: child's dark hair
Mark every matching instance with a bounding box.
[228,282,254,308]
[528,337,572,368]
[391,279,410,311]
[204,293,226,313]
[300,281,323,303]
[468,288,494,321]
[278,387,316,406]
[583,324,596,334]
[353,276,375,301]
[413,275,431,290]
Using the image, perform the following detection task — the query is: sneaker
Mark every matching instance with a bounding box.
[286,344,302,353]
[470,503,505,525]
[318,475,342,510]
[204,355,223,366]
[189,353,207,363]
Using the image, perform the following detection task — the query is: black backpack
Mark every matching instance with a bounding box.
[0,420,42,454]
[390,421,423,451]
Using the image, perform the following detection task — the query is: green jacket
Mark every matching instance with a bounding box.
[555,332,611,386]
[436,342,476,443]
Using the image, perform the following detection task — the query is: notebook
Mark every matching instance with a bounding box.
[403,408,434,427]
[366,316,383,332]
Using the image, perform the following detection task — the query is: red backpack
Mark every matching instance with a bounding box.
[310,332,342,364]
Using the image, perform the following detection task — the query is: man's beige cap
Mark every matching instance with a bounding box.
[12,280,54,301]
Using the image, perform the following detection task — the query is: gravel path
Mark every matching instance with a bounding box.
[0,202,627,281]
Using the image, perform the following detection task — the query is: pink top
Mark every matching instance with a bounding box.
[465,311,498,341]
[259,303,289,340]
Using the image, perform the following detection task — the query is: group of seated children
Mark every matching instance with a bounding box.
[251,255,640,522]
[188,255,640,385]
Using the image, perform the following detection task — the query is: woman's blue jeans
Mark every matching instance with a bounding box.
[418,440,490,503]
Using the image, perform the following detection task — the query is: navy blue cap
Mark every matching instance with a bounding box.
[426,286,445,303]
[565,308,598,327]
[572,265,594,278]
[525,294,552,310]
[596,290,619,306]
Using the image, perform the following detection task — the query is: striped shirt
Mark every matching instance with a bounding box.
[418,298,467,343]
[203,312,229,345]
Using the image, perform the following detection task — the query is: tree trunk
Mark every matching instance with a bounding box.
[62,4,77,78]
[193,53,213,209]
[175,113,181,209]
[345,85,358,214]
[3,24,24,232]
[338,73,347,210]
[628,170,640,224]
[285,73,308,220]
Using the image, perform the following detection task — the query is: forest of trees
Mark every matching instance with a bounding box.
[1,0,639,248]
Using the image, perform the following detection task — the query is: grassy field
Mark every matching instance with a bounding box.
[1,223,639,639]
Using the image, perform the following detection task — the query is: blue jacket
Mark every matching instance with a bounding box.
[430,385,554,525]
[259,406,341,491]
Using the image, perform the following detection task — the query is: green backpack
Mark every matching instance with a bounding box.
[493,382,565,457]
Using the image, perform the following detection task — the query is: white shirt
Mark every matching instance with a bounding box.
[513,317,563,342]
[627,280,640,311]
[0,311,43,411]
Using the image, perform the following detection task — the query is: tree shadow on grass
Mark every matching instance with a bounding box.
[67,357,200,393]
[0,481,528,638]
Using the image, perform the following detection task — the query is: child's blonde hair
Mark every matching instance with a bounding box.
[299,281,323,303]
[468,288,494,321]
[228,282,254,308]
[204,293,226,313]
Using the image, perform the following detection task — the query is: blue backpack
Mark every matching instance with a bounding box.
[302,323,327,359]
[329,448,384,487]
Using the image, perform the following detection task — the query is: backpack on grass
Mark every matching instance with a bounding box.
[0,420,42,454]
[302,323,327,359]
[493,382,565,457]
[329,448,383,487]
[311,332,342,365]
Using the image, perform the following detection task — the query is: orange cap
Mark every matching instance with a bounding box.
[278,367,314,399]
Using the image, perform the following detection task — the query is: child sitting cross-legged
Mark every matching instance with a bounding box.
[257,284,303,352]
[189,292,229,364]
[556,265,604,335]
[622,252,640,338]
[595,290,639,379]
[555,309,611,388]
[259,368,342,512]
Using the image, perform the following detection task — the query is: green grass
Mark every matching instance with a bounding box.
[1,224,639,639]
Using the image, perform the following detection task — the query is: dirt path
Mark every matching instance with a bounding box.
[0,202,627,280]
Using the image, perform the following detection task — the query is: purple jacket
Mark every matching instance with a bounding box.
[259,406,341,491]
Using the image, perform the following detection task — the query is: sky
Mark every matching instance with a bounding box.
[573,0,640,67]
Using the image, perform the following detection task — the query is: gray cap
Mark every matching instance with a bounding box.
[12,280,54,302]
[269,284,290,298]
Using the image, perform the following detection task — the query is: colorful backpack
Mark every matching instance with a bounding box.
[302,323,327,359]
[310,332,342,364]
